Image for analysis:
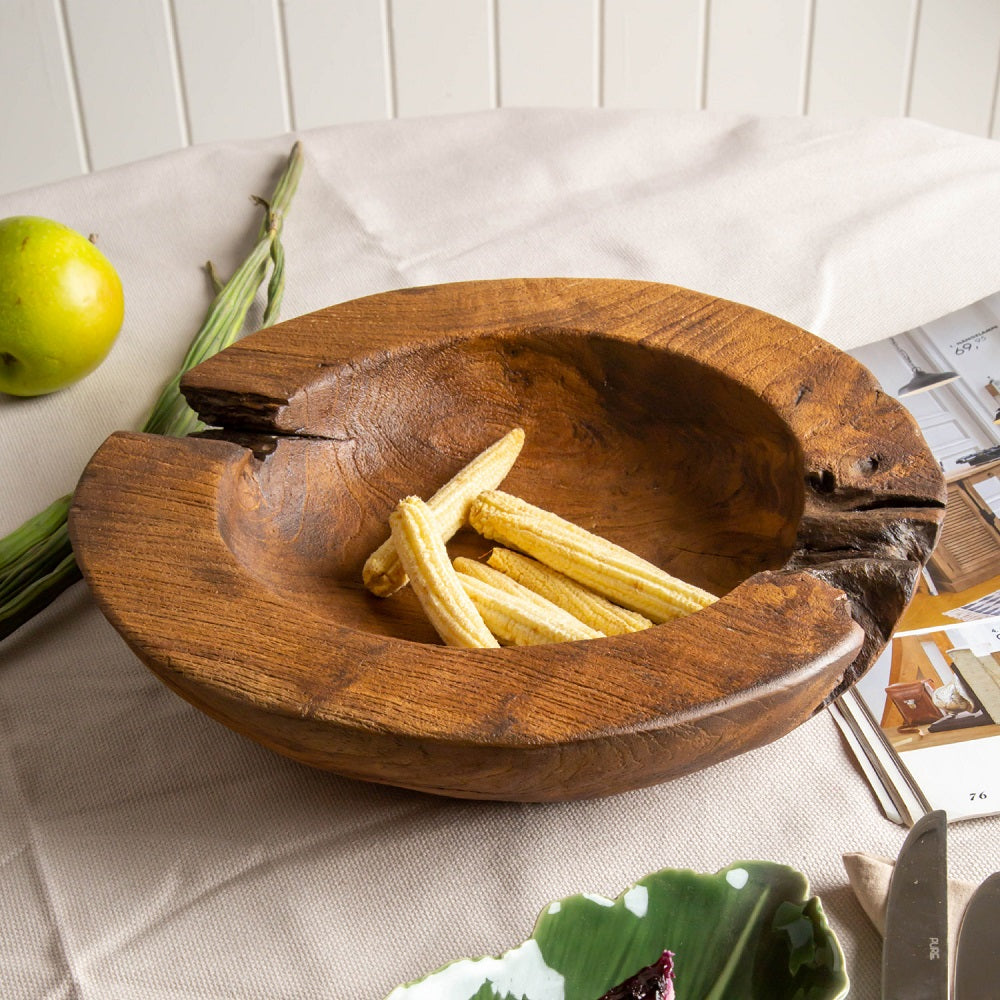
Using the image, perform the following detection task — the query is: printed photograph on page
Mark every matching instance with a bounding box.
[851,619,1000,821]
[845,293,1000,821]
[849,289,1000,632]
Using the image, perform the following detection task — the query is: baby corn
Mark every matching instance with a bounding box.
[454,567,603,646]
[363,427,525,597]
[468,490,717,624]
[486,547,653,635]
[453,556,603,644]
[389,496,499,649]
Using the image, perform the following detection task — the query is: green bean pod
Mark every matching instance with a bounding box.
[0,142,303,641]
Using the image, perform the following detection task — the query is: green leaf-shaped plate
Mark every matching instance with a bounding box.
[385,861,848,1000]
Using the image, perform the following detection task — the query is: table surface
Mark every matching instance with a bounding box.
[2,107,999,999]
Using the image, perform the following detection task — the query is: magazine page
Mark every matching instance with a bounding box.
[850,620,1000,822]
[838,292,1000,823]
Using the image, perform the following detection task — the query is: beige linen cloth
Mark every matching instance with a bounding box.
[1,108,999,999]
[843,852,980,988]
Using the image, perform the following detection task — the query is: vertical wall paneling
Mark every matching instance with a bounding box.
[282,0,390,129]
[602,0,703,110]
[171,0,289,144]
[991,56,1000,139]
[63,0,185,172]
[799,0,815,113]
[496,0,598,107]
[901,0,921,117]
[0,0,84,193]
[909,0,1000,136]
[697,0,709,109]
[5,0,1000,199]
[704,0,810,115]
[808,0,915,117]
[389,0,493,117]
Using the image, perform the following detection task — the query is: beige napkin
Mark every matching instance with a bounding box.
[844,852,979,984]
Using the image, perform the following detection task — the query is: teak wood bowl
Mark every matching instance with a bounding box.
[69,278,945,801]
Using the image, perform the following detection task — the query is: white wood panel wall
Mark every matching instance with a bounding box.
[2,0,1000,196]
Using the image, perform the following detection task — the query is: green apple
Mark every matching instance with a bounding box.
[0,215,125,396]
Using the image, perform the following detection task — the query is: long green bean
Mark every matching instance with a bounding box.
[0,493,72,572]
[0,141,304,642]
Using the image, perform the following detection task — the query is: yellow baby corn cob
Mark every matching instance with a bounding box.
[468,490,717,624]
[389,496,499,649]
[454,566,603,646]
[485,547,653,635]
[453,556,603,644]
[363,427,525,597]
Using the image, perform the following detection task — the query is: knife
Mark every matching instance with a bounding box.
[881,809,949,1000]
[953,872,1000,1000]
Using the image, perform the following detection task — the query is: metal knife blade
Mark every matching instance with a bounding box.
[953,872,1000,1000]
[881,809,949,1000]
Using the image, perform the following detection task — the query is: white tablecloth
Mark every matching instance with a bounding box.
[2,108,999,999]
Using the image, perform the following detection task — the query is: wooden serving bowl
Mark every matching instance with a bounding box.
[69,279,945,801]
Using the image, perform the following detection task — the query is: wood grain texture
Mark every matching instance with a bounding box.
[69,278,945,800]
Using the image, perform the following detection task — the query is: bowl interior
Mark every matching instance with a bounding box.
[217,330,804,643]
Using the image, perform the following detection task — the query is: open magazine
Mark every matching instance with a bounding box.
[829,292,1000,826]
